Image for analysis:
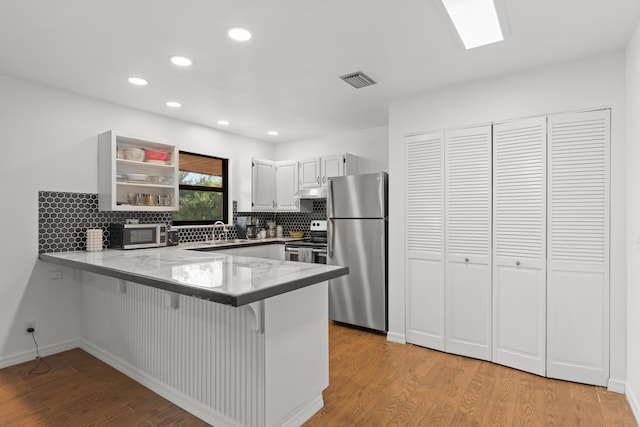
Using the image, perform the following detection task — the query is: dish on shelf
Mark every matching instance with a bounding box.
[145,159,170,165]
[144,149,170,162]
[126,173,148,182]
[122,147,145,162]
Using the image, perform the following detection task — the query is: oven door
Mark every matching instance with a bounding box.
[285,246,327,264]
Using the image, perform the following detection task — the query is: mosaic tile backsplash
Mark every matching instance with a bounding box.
[39,191,172,253]
[39,192,327,252]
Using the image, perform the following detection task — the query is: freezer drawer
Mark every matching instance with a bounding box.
[328,218,387,331]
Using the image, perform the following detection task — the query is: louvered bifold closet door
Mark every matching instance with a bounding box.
[492,117,547,376]
[546,109,610,386]
[405,131,445,350]
[444,125,492,361]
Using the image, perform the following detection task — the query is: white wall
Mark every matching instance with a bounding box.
[388,51,628,387]
[0,74,274,365]
[273,126,389,172]
[625,22,640,421]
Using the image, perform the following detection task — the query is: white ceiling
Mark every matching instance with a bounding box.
[1,0,639,143]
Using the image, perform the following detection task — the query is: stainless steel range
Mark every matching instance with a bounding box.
[284,220,327,264]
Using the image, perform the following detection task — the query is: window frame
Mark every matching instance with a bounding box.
[172,151,229,226]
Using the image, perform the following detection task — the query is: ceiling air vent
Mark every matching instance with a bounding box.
[339,71,377,89]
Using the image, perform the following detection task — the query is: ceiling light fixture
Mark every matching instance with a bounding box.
[217,120,230,126]
[442,0,503,49]
[169,56,193,67]
[267,131,279,136]
[127,76,148,86]
[227,27,252,41]
[166,101,182,108]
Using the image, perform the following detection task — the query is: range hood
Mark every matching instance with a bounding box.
[295,187,327,199]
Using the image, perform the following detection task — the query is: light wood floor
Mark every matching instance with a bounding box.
[0,323,636,426]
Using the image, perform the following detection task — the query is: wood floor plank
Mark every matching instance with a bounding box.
[0,323,637,426]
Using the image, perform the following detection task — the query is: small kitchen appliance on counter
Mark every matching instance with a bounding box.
[108,223,169,249]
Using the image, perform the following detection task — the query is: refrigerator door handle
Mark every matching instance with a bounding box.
[328,178,335,218]
[328,178,335,258]
[328,218,334,257]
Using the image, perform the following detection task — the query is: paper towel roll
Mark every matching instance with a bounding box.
[86,228,103,252]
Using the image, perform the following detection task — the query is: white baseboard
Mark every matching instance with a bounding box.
[607,378,626,394]
[627,383,640,426]
[281,394,324,427]
[386,331,406,344]
[0,338,80,369]
[80,340,238,427]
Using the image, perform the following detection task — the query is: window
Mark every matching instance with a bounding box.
[172,151,228,225]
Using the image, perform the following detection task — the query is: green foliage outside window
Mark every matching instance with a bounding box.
[173,171,224,222]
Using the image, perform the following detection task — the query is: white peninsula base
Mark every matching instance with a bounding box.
[79,272,328,427]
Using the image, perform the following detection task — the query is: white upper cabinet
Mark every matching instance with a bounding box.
[252,159,276,211]
[299,158,321,189]
[405,131,445,351]
[246,159,312,213]
[444,125,492,361]
[546,109,610,386]
[492,116,547,376]
[275,160,311,212]
[98,131,179,211]
[320,154,344,185]
[299,154,358,189]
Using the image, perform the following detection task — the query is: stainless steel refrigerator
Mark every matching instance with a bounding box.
[327,172,388,332]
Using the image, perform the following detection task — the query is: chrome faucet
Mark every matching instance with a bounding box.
[213,221,227,241]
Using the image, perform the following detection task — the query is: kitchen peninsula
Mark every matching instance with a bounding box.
[39,246,349,427]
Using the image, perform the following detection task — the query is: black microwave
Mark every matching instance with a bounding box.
[108,223,168,249]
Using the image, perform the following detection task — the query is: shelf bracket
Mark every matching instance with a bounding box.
[117,279,127,294]
[165,292,180,310]
[246,301,265,334]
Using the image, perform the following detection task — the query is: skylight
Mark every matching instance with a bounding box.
[442,0,504,49]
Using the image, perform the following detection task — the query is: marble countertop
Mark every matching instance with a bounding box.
[39,245,348,307]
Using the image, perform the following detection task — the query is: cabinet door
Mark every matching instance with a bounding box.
[493,117,547,376]
[444,125,492,361]
[405,131,445,351]
[275,160,299,211]
[546,109,610,386]
[252,159,275,211]
[320,154,344,186]
[299,158,320,189]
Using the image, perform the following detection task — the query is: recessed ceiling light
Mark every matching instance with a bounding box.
[267,131,279,136]
[217,120,230,126]
[166,101,182,108]
[227,27,252,41]
[127,77,148,86]
[169,56,193,67]
[442,0,503,49]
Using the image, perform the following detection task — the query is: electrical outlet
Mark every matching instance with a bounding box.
[24,320,36,335]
